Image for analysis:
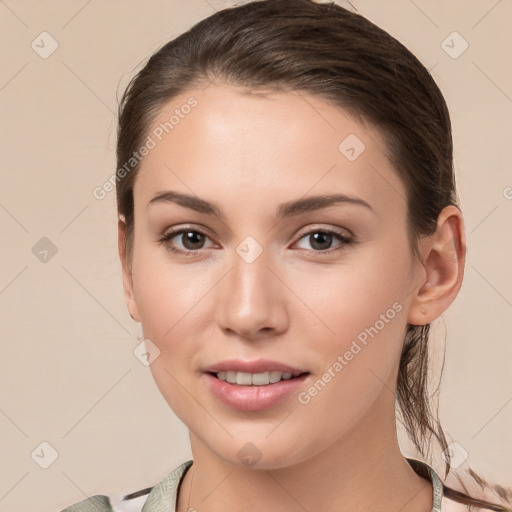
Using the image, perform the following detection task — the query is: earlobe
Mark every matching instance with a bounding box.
[118,217,141,323]
[407,205,466,326]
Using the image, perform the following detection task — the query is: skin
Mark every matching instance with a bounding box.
[119,83,465,512]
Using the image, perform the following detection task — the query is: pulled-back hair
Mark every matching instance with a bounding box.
[115,1,511,509]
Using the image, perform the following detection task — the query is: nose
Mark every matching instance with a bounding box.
[214,245,289,341]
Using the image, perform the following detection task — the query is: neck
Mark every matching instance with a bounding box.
[177,395,433,512]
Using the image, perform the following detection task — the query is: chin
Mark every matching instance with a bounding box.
[197,431,311,471]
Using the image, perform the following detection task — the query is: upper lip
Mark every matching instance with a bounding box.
[204,359,308,376]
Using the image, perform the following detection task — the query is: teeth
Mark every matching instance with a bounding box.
[236,372,252,385]
[215,371,297,386]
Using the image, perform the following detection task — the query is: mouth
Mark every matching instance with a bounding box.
[204,370,311,412]
[207,370,310,386]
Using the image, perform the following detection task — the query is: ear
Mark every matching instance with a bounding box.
[407,205,466,326]
[118,217,141,323]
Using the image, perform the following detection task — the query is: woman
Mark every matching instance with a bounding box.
[62,0,512,510]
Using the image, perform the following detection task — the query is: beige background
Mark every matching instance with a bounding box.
[0,1,511,510]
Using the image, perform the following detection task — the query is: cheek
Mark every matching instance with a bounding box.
[293,261,408,436]
[306,248,409,337]
[296,243,411,391]
[133,258,208,347]
[130,243,226,405]
[130,249,213,421]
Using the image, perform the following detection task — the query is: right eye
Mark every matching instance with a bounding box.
[159,228,216,256]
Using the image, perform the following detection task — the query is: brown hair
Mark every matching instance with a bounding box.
[115,0,511,509]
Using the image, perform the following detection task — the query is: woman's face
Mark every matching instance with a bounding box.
[122,84,426,469]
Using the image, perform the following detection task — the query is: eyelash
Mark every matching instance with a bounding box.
[158,226,356,257]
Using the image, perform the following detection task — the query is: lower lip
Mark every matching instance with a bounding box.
[204,373,310,412]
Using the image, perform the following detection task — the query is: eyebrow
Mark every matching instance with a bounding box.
[148,190,375,220]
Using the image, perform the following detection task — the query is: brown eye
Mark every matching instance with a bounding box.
[179,231,206,250]
[308,232,334,251]
[294,229,355,254]
[159,228,215,256]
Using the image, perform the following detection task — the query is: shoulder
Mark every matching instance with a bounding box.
[405,457,511,512]
[59,460,193,512]
[60,492,147,512]
[442,494,511,512]
[441,496,471,512]
[440,470,512,512]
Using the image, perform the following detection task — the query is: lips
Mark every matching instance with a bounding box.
[202,358,311,411]
[204,372,310,411]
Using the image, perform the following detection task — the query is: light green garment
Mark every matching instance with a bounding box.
[60,460,192,512]
[61,457,443,512]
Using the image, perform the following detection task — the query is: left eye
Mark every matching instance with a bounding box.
[294,229,354,253]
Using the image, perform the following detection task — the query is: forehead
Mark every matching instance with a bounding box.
[133,84,407,219]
